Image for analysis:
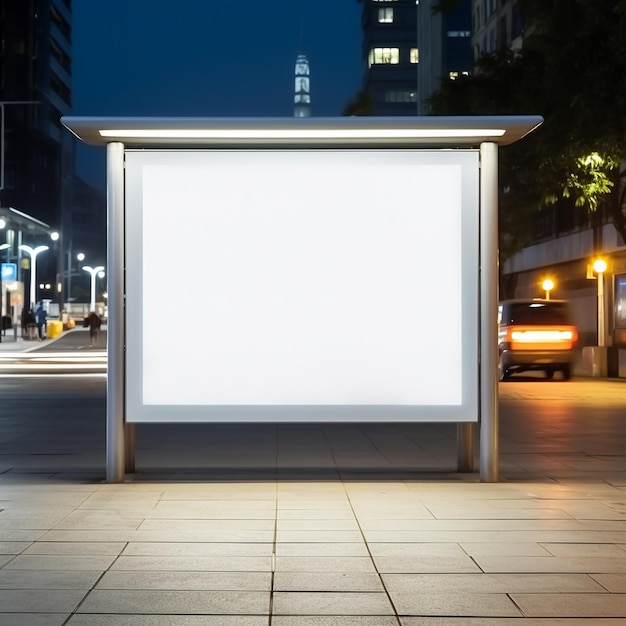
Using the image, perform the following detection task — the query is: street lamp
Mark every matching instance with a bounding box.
[82,265,105,312]
[18,244,49,308]
[0,242,8,344]
[542,279,554,300]
[593,258,607,347]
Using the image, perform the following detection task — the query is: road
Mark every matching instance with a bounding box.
[0,329,106,376]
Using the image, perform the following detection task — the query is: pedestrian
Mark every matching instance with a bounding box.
[87,310,101,347]
[34,303,47,340]
[23,308,37,340]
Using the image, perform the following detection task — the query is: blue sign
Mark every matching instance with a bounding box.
[1,263,17,281]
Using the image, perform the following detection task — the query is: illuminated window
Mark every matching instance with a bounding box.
[449,71,469,80]
[378,7,393,22]
[410,48,419,64]
[368,47,400,68]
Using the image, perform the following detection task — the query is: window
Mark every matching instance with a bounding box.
[615,275,626,328]
[378,8,393,23]
[368,48,399,67]
[447,31,470,37]
[385,91,416,103]
[410,48,419,64]
[449,71,470,80]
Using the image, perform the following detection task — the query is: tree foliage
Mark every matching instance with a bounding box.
[429,0,626,256]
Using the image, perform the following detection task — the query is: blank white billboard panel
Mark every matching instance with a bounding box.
[125,150,479,422]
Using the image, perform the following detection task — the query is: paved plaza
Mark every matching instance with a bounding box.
[0,331,625,623]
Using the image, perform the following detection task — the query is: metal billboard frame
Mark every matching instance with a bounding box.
[62,115,543,483]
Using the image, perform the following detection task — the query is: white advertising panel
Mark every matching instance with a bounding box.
[125,149,479,422]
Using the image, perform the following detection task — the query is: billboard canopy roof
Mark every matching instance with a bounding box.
[61,115,542,149]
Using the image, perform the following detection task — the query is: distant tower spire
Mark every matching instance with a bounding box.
[294,54,311,117]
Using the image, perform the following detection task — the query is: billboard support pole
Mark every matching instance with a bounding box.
[457,423,475,472]
[479,141,499,482]
[106,142,126,483]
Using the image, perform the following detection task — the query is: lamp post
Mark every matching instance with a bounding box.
[82,265,105,312]
[593,259,607,347]
[18,244,49,309]
[0,242,9,343]
[542,279,554,300]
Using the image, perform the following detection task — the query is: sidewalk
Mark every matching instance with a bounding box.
[0,327,104,353]
[0,337,625,622]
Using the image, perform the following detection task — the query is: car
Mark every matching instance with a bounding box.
[498,299,578,381]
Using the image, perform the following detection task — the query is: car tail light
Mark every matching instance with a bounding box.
[505,325,578,350]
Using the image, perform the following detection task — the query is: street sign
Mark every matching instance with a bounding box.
[1,263,16,281]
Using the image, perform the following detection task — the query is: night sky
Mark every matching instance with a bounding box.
[72,1,363,118]
[71,1,363,186]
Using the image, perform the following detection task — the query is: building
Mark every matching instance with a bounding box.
[471,0,523,58]
[294,54,311,118]
[471,0,626,377]
[0,0,72,226]
[358,0,472,115]
[0,0,106,310]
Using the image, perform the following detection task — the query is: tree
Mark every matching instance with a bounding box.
[429,0,626,256]
[342,90,374,117]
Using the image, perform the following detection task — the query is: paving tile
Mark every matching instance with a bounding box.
[22,541,126,556]
[541,542,626,557]
[0,530,45,542]
[460,542,551,557]
[277,509,356,520]
[390,591,521,617]
[400,616,620,626]
[0,541,30,555]
[97,570,271,591]
[77,590,269,614]
[138,519,274,531]
[476,555,626,574]
[512,593,626,617]
[144,502,275,519]
[277,519,359,531]
[122,542,272,557]
[382,573,606,593]
[373,555,481,574]
[0,516,68,529]
[368,543,466,557]
[274,617,397,625]
[111,555,272,572]
[3,554,117,570]
[590,573,626,592]
[275,543,369,557]
[272,591,393,615]
[274,572,384,592]
[0,589,86,612]
[275,556,377,573]
[0,614,68,626]
[66,617,267,626]
[278,500,352,510]
[41,528,275,542]
[0,569,101,589]
[276,530,363,542]
[53,511,143,530]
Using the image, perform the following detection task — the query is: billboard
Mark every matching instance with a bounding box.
[125,149,479,422]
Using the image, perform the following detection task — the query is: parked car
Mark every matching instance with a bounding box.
[498,299,578,381]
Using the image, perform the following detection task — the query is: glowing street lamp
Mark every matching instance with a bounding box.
[18,244,49,308]
[593,259,607,347]
[542,279,554,300]
[82,265,105,312]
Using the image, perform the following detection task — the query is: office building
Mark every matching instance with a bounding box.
[358,0,472,115]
